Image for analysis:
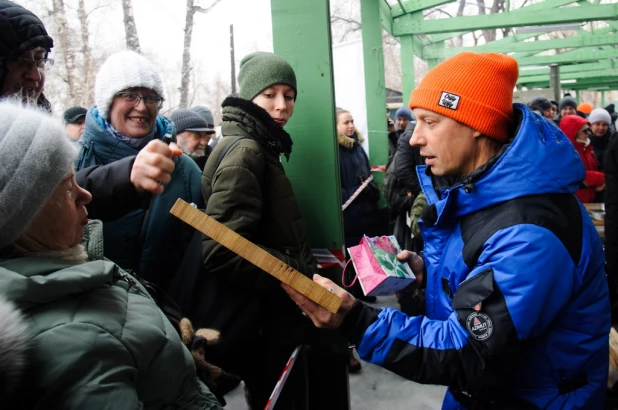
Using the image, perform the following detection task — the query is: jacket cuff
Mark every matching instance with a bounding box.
[339,300,380,346]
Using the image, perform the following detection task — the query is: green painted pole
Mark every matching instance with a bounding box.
[400,35,417,105]
[602,91,606,107]
[270,2,350,408]
[575,90,579,103]
[361,0,388,166]
[270,0,343,252]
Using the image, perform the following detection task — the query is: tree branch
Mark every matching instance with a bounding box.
[195,0,224,14]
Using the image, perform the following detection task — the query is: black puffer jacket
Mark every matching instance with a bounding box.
[0,0,54,110]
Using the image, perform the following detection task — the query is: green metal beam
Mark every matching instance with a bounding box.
[271,0,344,250]
[518,60,618,77]
[516,47,618,66]
[424,30,617,59]
[521,78,618,90]
[380,0,393,35]
[425,0,578,43]
[391,0,455,16]
[518,69,618,84]
[400,35,419,102]
[361,0,388,166]
[393,3,617,35]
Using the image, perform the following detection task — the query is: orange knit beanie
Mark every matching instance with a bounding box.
[577,102,593,115]
[409,52,519,142]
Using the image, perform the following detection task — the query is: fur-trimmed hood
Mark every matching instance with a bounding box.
[337,129,364,150]
[0,295,28,402]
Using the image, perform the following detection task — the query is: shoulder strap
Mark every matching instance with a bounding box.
[216,136,248,170]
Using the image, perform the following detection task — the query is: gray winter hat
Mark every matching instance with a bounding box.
[559,96,578,111]
[0,101,75,248]
[170,109,211,134]
[588,108,611,126]
[189,106,215,130]
[94,50,165,121]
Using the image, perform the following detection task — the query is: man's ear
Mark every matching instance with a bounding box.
[472,130,483,139]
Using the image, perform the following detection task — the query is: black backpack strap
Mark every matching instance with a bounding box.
[216,136,248,170]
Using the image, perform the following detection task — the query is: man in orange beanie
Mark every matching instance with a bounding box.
[283,52,610,409]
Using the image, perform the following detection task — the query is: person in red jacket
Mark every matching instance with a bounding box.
[560,115,605,203]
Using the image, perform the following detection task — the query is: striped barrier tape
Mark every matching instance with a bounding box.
[264,345,303,410]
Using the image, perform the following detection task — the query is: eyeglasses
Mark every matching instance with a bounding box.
[115,92,164,109]
[6,57,54,72]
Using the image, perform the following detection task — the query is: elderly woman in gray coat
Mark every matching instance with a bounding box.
[0,102,221,410]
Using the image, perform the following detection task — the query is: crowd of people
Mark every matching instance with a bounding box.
[0,0,616,409]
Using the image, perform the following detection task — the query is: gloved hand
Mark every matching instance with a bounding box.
[179,318,241,406]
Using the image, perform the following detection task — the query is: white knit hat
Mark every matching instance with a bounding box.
[94,50,165,120]
[588,108,612,126]
[0,102,76,248]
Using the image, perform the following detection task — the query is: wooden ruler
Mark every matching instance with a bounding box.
[169,199,342,313]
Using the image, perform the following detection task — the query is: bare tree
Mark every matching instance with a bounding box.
[51,0,79,103]
[121,0,141,53]
[179,0,224,108]
[76,0,95,107]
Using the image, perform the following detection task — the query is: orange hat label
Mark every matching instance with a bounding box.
[439,91,461,110]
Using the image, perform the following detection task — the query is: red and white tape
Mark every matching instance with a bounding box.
[341,175,374,211]
[264,345,302,410]
[312,248,346,270]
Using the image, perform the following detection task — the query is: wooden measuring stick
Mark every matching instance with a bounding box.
[169,199,342,313]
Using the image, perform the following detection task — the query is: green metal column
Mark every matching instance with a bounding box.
[271,0,343,252]
[361,0,388,166]
[602,91,606,107]
[271,3,350,409]
[400,35,416,103]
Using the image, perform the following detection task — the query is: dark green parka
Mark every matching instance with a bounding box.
[199,97,315,353]
[0,224,221,410]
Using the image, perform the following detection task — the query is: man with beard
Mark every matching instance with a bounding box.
[171,108,214,170]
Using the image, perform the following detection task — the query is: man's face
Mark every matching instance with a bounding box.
[410,108,482,177]
[1,47,47,103]
[561,106,577,117]
[177,130,211,156]
[396,116,410,131]
[66,117,85,141]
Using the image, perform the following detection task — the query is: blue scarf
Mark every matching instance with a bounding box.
[91,109,157,150]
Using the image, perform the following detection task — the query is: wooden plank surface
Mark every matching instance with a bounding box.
[170,199,342,313]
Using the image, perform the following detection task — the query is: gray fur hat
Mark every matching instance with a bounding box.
[94,50,165,121]
[0,101,75,248]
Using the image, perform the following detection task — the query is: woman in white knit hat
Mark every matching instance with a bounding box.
[0,102,221,409]
[74,50,203,290]
[588,107,615,171]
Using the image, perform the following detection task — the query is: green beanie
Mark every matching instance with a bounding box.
[238,52,297,101]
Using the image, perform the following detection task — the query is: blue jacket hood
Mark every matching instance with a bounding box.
[418,104,585,219]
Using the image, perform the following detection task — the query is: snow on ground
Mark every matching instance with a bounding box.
[224,296,446,409]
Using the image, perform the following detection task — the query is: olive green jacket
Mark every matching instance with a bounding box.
[200,97,316,347]
[0,250,220,409]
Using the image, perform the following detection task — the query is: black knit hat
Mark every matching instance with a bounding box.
[528,96,552,112]
[0,1,53,58]
[559,96,578,111]
[63,106,87,124]
[238,52,297,101]
[170,109,212,134]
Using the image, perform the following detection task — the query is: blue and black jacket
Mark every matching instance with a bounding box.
[340,105,610,409]
[75,107,203,289]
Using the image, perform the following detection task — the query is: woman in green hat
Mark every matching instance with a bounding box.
[174,52,317,409]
